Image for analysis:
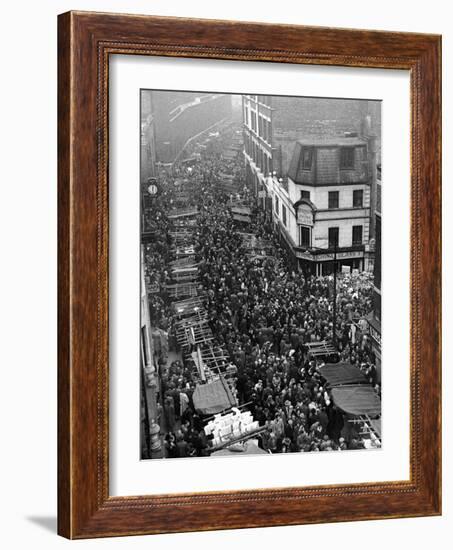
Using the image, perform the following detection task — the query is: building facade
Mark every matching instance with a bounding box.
[368,164,382,375]
[140,91,157,183]
[141,246,156,388]
[242,95,274,214]
[242,95,380,274]
[282,137,372,274]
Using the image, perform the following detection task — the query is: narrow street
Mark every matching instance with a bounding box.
[141,118,381,459]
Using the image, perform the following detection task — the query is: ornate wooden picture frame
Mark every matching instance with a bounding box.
[58,11,441,539]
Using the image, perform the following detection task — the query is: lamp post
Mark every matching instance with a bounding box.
[317,240,338,347]
[332,241,338,348]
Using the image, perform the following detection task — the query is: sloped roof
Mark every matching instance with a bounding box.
[232,213,251,223]
[193,378,237,415]
[331,385,381,417]
[287,141,304,182]
[295,136,367,147]
[287,137,368,184]
[319,362,368,386]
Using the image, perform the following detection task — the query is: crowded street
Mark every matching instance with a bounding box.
[141,116,381,459]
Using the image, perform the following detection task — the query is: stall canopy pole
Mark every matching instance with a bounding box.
[333,241,337,347]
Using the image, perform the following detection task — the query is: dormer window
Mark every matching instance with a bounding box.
[301,147,313,170]
[340,147,355,169]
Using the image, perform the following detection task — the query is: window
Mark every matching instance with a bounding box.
[353,189,363,208]
[282,204,287,227]
[328,227,339,248]
[340,147,355,169]
[300,226,311,248]
[141,326,150,367]
[282,205,287,227]
[352,225,363,245]
[275,196,279,215]
[301,147,313,170]
[251,112,257,132]
[300,190,310,201]
[328,191,339,209]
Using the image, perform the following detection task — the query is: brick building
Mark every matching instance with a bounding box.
[242,94,380,274]
[367,164,382,374]
[242,95,274,203]
[275,136,373,274]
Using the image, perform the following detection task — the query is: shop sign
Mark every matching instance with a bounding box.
[297,204,314,226]
[369,324,381,346]
[315,250,363,262]
[296,250,313,260]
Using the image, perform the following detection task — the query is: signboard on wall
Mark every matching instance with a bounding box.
[296,250,313,260]
[295,250,364,262]
[297,203,314,226]
[369,324,381,346]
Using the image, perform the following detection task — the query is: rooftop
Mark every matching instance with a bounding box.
[287,138,370,185]
[295,136,367,147]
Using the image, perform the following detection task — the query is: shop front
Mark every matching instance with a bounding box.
[367,314,382,380]
[295,248,365,277]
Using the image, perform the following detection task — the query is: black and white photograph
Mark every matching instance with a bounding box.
[0,0,446,545]
[140,90,382,460]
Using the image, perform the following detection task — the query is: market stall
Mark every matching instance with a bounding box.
[192,377,237,415]
[331,385,381,417]
[319,362,369,386]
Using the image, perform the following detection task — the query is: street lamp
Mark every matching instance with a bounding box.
[315,241,338,348]
[332,241,338,348]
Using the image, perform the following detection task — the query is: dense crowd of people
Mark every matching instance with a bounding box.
[142,124,380,459]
